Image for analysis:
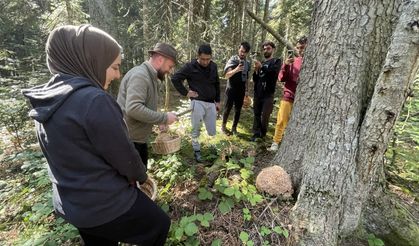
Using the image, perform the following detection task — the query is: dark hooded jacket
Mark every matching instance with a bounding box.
[22,74,147,228]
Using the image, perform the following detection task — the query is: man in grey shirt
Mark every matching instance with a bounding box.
[118,43,178,168]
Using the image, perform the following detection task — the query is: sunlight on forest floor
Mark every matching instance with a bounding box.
[0,75,417,245]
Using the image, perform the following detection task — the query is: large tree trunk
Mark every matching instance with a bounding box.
[271,0,418,245]
[250,0,259,49]
[260,0,269,44]
[186,0,193,60]
[88,0,120,97]
[142,0,150,62]
[202,0,211,42]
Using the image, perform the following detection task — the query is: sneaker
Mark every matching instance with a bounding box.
[194,151,203,162]
[268,142,279,151]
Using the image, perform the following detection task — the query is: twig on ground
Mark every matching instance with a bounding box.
[258,197,279,219]
[253,223,264,244]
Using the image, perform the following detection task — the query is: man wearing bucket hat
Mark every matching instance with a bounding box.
[118,42,178,168]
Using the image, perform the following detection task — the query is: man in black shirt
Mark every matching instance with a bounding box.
[251,41,282,141]
[171,44,221,162]
[221,41,251,135]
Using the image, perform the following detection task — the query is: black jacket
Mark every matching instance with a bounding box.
[253,58,282,98]
[171,59,220,103]
[22,74,146,228]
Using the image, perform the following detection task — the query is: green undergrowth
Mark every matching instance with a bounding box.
[385,81,419,199]
[0,74,417,245]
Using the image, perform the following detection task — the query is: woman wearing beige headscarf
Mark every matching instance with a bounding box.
[22,25,170,245]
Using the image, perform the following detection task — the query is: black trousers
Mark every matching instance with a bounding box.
[134,142,148,170]
[77,191,170,246]
[222,87,245,128]
[252,94,274,137]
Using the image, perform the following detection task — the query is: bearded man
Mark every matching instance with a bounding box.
[117,43,178,168]
[250,41,282,141]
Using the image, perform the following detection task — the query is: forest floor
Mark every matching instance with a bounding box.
[0,76,417,245]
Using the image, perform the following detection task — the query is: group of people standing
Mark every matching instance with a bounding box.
[220,38,307,152]
[22,24,306,245]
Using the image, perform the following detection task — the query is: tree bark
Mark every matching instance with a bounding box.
[203,0,211,42]
[88,0,115,37]
[88,0,120,97]
[240,0,246,41]
[250,0,259,49]
[269,0,419,244]
[64,0,73,24]
[142,0,150,62]
[187,0,193,60]
[362,185,419,245]
[261,0,269,44]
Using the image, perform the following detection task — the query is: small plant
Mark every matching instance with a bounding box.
[367,233,384,246]
[218,197,235,215]
[211,238,222,246]
[243,207,251,221]
[197,187,213,201]
[168,213,214,245]
[149,154,193,188]
[273,225,289,238]
[260,226,272,237]
[239,231,254,246]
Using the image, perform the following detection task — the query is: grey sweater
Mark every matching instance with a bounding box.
[117,61,167,143]
[22,74,147,228]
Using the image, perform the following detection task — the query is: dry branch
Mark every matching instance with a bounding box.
[246,9,294,50]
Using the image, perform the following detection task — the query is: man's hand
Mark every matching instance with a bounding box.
[284,57,295,65]
[254,60,262,71]
[187,90,199,98]
[159,124,168,132]
[166,112,178,125]
[235,63,244,73]
[215,102,221,112]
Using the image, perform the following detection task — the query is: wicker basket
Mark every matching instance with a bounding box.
[151,134,181,155]
[137,177,158,201]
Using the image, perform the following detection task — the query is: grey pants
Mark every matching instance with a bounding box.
[190,100,217,151]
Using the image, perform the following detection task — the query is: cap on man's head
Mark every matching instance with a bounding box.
[148,43,177,63]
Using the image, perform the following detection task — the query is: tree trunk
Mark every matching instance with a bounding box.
[64,0,73,24]
[187,0,193,60]
[362,185,419,245]
[203,0,211,42]
[250,0,259,49]
[270,0,419,244]
[88,0,120,97]
[88,0,115,37]
[260,0,269,44]
[240,0,246,41]
[142,0,150,62]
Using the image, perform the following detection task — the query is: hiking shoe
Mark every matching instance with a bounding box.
[267,142,279,151]
[194,151,203,162]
